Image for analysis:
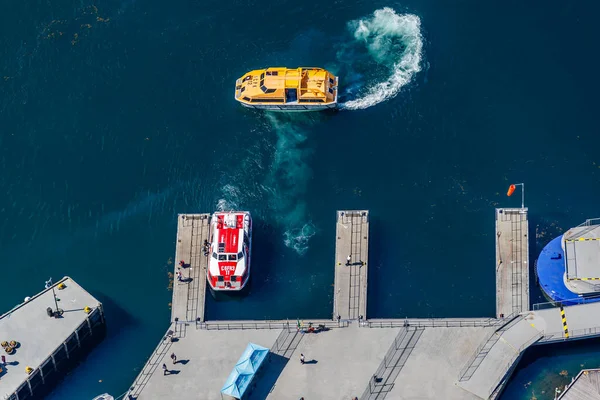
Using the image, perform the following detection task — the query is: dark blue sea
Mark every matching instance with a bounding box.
[1,0,599,398]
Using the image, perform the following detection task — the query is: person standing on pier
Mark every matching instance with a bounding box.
[162,363,169,375]
[346,254,352,266]
[300,354,305,364]
[171,352,177,364]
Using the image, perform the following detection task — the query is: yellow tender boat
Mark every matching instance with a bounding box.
[235,67,338,111]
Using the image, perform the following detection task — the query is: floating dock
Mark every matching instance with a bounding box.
[172,213,211,323]
[495,208,530,318]
[333,210,369,321]
[0,277,105,400]
[126,206,600,400]
[557,368,600,399]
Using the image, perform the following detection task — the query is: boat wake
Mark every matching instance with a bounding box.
[214,114,316,255]
[264,113,316,255]
[337,7,423,110]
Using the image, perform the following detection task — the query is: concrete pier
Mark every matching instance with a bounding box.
[496,208,530,318]
[557,368,600,399]
[172,213,210,323]
[127,204,600,400]
[0,277,105,400]
[333,210,369,321]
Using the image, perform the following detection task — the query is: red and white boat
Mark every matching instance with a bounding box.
[207,211,252,291]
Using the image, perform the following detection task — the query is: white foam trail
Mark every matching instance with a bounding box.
[341,8,423,110]
[216,184,241,211]
[283,223,316,256]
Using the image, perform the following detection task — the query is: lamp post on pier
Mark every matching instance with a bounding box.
[45,278,61,316]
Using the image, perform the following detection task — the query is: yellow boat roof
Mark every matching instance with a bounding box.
[235,67,338,104]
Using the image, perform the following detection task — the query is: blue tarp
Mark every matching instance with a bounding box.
[221,343,269,399]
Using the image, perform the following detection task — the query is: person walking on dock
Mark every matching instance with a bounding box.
[177,269,183,282]
[300,354,305,364]
[171,352,177,364]
[346,254,352,266]
[162,363,169,375]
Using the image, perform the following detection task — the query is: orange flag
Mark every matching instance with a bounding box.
[507,184,516,197]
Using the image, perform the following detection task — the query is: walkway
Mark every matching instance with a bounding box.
[496,208,529,318]
[172,213,210,323]
[334,210,369,321]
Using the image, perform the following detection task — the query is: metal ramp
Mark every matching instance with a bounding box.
[270,325,303,359]
[360,327,424,400]
[458,316,522,382]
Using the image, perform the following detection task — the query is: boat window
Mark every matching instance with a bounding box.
[265,88,276,94]
[260,85,268,93]
[240,87,245,93]
[238,251,244,260]
[272,71,278,76]
[212,252,218,259]
[242,97,250,101]
[228,254,237,261]
[218,254,227,261]
[329,78,334,85]
[260,73,264,80]
[328,87,334,94]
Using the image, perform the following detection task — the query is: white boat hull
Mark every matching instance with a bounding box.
[240,102,337,112]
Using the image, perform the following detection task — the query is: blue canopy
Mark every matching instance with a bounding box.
[221,343,269,398]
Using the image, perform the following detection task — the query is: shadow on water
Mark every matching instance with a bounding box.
[366,215,385,318]
[527,212,569,308]
[90,290,137,335]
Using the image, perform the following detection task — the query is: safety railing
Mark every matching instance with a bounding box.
[533,294,600,310]
[197,319,349,330]
[538,326,600,343]
[577,218,600,227]
[365,317,501,328]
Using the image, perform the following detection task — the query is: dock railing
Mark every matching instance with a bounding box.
[533,294,600,310]
[364,317,506,329]
[197,319,349,330]
[538,325,600,343]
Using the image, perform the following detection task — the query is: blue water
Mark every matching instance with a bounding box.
[1,0,600,398]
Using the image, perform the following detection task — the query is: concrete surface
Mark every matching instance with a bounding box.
[495,208,529,318]
[0,277,101,397]
[172,213,210,323]
[334,210,369,321]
